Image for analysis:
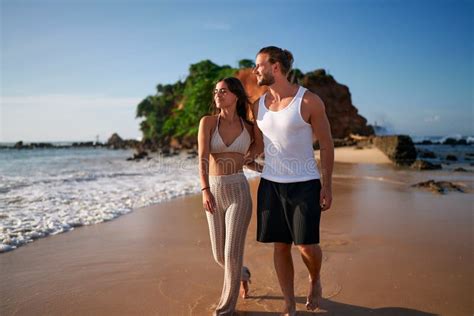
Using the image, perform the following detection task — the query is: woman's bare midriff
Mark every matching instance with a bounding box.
[209,152,246,176]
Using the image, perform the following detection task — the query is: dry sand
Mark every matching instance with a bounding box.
[317,146,392,164]
[1,161,472,316]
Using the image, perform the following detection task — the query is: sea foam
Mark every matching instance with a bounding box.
[0,148,258,253]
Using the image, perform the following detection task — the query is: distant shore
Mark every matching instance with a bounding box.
[1,135,472,149]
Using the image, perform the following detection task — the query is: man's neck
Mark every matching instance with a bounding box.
[267,79,298,103]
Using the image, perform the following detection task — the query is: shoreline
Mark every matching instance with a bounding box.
[0,146,390,254]
[2,144,471,254]
[1,161,472,315]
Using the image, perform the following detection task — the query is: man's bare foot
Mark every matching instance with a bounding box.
[281,304,297,316]
[240,280,250,299]
[305,277,322,311]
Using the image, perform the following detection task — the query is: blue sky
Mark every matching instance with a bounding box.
[1,0,472,142]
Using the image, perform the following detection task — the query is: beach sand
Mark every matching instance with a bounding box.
[1,150,472,316]
[325,146,392,164]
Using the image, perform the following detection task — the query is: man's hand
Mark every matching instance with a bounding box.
[320,186,332,211]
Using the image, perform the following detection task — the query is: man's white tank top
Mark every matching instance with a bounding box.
[256,86,320,183]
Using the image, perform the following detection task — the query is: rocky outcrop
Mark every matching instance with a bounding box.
[236,68,374,138]
[415,138,471,145]
[106,133,139,149]
[71,142,104,147]
[107,133,125,149]
[373,135,417,166]
[412,180,464,194]
[418,140,434,145]
[180,135,198,150]
[7,136,133,151]
[411,159,442,170]
[137,65,374,150]
[12,141,59,149]
[236,69,267,104]
[300,70,374,138]
[443,138,467,145]
[445,154,457,161]
[126,148,148,161]
[8,141,106,150]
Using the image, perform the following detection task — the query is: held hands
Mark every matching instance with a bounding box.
[202,189,217,213]
[320,186,333,211]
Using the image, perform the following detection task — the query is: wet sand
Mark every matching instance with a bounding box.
[0,162,472,316]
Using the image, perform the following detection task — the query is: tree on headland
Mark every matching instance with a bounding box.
[136,60,238,148]
[238,59,255,69]
[136,82,185,145]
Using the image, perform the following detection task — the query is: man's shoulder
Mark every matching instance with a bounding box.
[301,89,325,110]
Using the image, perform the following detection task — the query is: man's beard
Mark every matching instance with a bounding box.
[257,72,275,86]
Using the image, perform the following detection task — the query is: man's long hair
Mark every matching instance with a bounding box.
[258,46,294,75]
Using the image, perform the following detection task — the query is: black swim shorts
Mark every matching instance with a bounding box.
[257,178,322,245]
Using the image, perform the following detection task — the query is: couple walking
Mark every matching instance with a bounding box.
[198,46,334,316]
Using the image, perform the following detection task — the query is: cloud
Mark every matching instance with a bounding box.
[1,94,142,109]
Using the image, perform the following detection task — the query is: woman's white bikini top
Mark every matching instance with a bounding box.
[210,115,251,155]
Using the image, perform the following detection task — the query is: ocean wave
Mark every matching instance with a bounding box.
[412,135,474,144]
[334,174,406,185]
[0,171,150,193]
[0,149,260,253]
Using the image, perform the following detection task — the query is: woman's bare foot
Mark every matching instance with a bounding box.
[305,277,322,311]
[240,280,250,299]
[240,267,251,299]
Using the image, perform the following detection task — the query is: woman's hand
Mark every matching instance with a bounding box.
[244,160,263,173]
[202,189,217,213]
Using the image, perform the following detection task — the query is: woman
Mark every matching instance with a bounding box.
[198,77,259,315]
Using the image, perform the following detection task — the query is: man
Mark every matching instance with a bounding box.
[249,46,334,315]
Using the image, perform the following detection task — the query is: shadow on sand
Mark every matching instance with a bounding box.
[236,296,438,316]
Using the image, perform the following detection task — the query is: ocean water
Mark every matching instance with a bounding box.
[0,148,196,252]
[411,135,474,144]
[0,139,472,253]
[0,147,260,253]
[415,145,473,166]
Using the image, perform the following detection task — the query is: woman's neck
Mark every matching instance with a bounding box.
[219,109,239,123]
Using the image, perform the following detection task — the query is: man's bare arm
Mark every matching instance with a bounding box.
[305,93,334,211]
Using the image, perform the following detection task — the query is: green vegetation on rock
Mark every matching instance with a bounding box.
[136,60,241,146]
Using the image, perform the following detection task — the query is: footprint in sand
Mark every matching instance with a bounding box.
[320,230,357,253]
[321,237,355,253]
